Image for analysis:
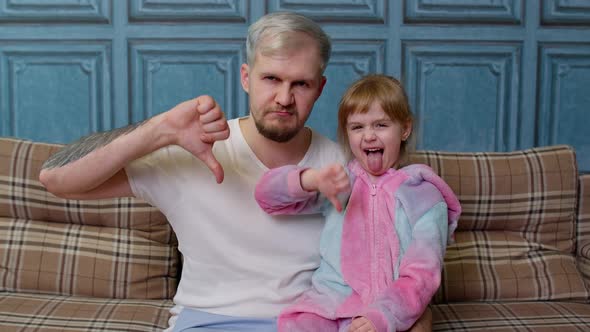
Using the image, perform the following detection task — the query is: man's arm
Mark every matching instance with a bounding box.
[39,95,229,200]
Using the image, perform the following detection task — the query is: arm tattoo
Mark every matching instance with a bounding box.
[42,120,148,169]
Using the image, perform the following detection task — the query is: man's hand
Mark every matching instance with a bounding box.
[349,317,376,332]
[164,95,230,183]
[301,163,350,212]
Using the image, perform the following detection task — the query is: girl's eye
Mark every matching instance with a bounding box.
[349,125,362,130]
[376,123,388,128]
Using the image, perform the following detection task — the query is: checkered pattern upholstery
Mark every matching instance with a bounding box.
[2,136,590,331]
[0,137,179,299]
[432,301,590,331]
[577,174,590,289]
[0,292,172,331]
[409,146,589,302]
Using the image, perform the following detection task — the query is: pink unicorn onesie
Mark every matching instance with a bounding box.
[255,160,461,331]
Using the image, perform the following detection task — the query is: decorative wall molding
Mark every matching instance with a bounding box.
[267,0,386,23]
[129,0,247,23]
[129,40,245,123]
[1,43,110,141]
[541,0,590,26]
[0,0,111,23]
[403,42,521,151]
[404,0,522,25]
[538,44,590,169]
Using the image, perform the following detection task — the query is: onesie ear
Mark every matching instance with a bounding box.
[240,63,250,93]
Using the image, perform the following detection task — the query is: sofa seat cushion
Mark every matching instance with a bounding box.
[0,217,177,299]
[0,292,172,331]
[434,230,588,302]
[432,301,590,331]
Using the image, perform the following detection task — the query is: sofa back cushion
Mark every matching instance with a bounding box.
[0,137,179,299]
[409,145,589,302]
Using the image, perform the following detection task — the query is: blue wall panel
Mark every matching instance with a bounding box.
[310,40,385,141]
[129,0,248,23]
[0,0,588,171]
[403,42,521,152]
[405,0,522,24]
[130,40,245,122]
[539,44,590,170]
[0,42,110,142]
[268,0,386,23]
[542,0,590,25]
[0,0,111,23]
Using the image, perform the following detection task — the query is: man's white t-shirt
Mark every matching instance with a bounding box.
[126,118,345,327]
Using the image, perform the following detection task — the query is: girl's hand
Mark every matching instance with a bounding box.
[312,163,350,212]
[349,317,376,332]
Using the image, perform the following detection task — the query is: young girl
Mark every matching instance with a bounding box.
[255,75,461,332]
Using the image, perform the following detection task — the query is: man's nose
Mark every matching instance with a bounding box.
[275,84,294,106]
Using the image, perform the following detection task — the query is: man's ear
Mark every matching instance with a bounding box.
[317,76,327,97]
[240,63,250,93]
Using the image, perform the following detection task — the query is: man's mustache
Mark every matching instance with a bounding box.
[264,107,296,115]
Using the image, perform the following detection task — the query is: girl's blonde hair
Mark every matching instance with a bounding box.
[337,74,414,165]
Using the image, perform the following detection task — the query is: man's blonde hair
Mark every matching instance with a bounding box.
[246,12,331,73]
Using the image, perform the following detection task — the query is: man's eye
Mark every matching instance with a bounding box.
[294,81,308,87]
[264,76,277,81]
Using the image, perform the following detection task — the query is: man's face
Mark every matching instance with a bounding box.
[240,34,326,142]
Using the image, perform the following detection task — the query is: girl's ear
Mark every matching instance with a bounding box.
[402,121,413,141]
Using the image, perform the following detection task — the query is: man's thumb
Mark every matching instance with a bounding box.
[199,150,224,183]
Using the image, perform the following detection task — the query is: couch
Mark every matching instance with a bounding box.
[0,136,589,331]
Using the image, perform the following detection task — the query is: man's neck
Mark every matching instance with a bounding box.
[239,117,311,169]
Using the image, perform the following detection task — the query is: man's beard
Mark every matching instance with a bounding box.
[253,108,301,143]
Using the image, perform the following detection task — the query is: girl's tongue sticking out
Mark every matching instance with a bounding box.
[366,149,384,173]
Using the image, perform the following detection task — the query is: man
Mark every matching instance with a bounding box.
[40,12,432,332]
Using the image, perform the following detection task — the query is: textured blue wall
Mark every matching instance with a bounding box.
[0,0,589,171]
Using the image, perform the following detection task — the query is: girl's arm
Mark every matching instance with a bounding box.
[255,163,350,215]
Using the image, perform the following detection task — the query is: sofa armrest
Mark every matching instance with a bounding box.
[577,174,590,289]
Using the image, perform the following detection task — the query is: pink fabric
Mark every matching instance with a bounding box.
[256,161,461,331]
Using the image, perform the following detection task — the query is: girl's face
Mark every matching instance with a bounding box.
[346,101,411,180]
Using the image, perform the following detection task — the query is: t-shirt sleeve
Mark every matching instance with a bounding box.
[125,145,189,210]
[125,148,162,207]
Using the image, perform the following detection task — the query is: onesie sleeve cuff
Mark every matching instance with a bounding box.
[359,309,388,332]
[287,167,316,199]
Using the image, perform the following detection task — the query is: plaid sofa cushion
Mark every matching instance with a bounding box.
[410,146,588,302]
[432,301,590,331]
[0,138,179,299]
[577,174,590,288]
[0,292,172,331]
